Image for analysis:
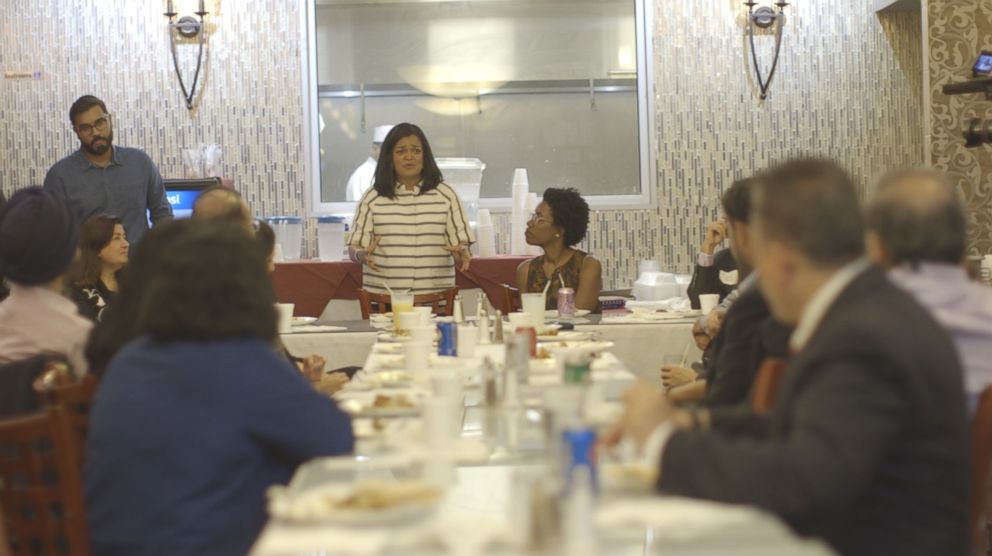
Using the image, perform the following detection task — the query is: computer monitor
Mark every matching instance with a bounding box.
[163,178,220,219]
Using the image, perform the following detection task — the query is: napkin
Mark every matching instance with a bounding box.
[624,298,693,312]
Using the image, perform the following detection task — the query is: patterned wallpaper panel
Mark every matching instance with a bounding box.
[0,1,924,289]
[0,0,310,249]
[927,0,992,256]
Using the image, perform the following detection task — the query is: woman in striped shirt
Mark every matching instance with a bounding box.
[348,123,474,294]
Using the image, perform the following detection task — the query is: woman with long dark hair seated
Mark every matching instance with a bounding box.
[66,215,128,321]
[84,219,354,556]
[517,188,603,312]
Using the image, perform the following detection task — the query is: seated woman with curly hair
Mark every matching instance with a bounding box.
[517,188,602,312]
[67,215,128,321]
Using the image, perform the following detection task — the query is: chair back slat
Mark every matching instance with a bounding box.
[357,287,459,319]
[0,356,63,419]
[970,385,992,546]
[0,406,90,556]
[34,374,99,470]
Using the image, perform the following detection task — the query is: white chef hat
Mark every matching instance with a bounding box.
[372,125,394,144]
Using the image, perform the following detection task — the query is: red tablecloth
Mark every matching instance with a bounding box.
[272,256,531,316]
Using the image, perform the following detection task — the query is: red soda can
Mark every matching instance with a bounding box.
[515,326,538,358]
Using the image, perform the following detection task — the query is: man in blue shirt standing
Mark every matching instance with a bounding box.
[44,95,172,244]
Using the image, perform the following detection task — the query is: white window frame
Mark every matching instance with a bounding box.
[301,0,657,216]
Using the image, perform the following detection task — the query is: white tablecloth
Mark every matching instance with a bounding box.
[252,462,836,556]
[280,320,378,369]
[255,322,833,556]
[281,317,702,382]
[582,320,700,383]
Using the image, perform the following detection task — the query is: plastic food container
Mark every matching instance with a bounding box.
[316,216,347,261]
[264,216,303,261]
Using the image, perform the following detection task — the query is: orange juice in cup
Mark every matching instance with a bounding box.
[391,291,415,331]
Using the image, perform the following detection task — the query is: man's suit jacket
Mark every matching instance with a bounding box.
[704,284,792,407]
[658,267,970,556]
[687,248,738,309]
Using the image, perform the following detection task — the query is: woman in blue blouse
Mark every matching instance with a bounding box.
[84,219,354,556]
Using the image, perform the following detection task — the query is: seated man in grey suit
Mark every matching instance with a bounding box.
[610,159,969,556]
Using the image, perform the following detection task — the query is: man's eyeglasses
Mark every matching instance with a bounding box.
[76,115,111,136]
[528,212,552,225]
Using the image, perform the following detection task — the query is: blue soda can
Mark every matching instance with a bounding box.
[561,427,598,494]
[437,321,457,356]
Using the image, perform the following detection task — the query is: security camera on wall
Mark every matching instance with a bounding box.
[973,51,992,77]
[941,51,992,148]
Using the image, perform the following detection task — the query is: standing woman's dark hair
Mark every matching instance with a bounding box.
[372,122,444,198]
[69,215,123,287]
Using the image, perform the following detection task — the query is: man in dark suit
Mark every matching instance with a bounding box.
[664,177,792,406]
[612,159,969,556]
[686,246,738,309]
[702,285,792,406]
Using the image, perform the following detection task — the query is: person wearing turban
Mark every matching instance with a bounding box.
[0,187,92,375]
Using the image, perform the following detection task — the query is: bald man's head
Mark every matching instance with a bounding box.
[192,186,253,231]
[865,169,967,268]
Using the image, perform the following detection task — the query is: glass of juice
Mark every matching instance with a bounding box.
[391,291,415,332]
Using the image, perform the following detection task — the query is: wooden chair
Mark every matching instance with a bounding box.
[970,385,992,547]
[33,373,99,470]
[0,406,90,556]
[496,284,522,315]
[750,357,787,412]
[357,287,458,319]
[0,355,65,419]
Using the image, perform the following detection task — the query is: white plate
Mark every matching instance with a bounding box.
[336,390,425,418]
[541,340,615,354]
[371,354,468,373]
[268,482,441,525]
[544,309,591,318]
[537,331,593,342]
[338,401,419,418]
[360,371,414,389]
[291,316,318,326]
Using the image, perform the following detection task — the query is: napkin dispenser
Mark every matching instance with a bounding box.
[633,271,680,301]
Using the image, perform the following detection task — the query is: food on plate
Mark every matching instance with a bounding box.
[371,394,415,409]
[268,480,441,522]
[335,480,441,510]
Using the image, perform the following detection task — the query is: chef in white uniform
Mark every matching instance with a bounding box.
[346,125,393,202]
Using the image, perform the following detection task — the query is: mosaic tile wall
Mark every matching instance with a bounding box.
[598,1,925,289]
[472,3,925,290]
[0,0,313,251]
[926,0,992,256]
[0,1,924,289]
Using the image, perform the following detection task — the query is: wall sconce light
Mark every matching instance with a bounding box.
[164,1,210,110]
[744,1,789,100]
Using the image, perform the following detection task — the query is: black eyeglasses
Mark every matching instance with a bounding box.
[76,115,111,136]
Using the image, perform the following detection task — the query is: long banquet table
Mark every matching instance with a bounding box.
[280,314,703,381]
[272,256,530,317]
[253,327,836,556]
